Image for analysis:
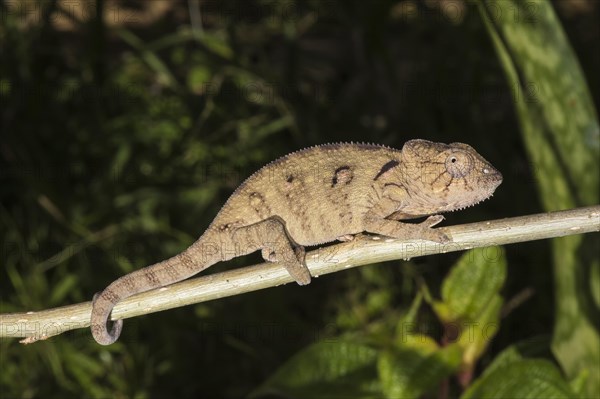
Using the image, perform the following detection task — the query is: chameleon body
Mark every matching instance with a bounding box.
[91,140,503,344]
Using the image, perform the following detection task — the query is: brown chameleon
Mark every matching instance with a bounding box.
[91,139,502,344]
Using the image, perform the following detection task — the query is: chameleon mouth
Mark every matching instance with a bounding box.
[450,193,495,212]
[443,168,502,213]
[453,168,503,211]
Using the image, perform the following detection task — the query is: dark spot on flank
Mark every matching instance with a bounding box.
[219,223,231,231]
[331,166,353,187]
[287,175,294,183]
[374,159,400,180]
[249,192,265,207]
[249,192,271,217]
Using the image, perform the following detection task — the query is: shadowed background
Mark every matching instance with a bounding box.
[1,1,598,398]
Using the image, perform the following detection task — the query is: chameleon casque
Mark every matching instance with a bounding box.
[91,139,503,345]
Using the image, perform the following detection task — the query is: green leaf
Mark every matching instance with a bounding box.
[569,369,589,398]
[187,65,212,93]
[478,1,600,396]
[378,344,462,399]
[463,339,577,399]
[458,295,502,366]
[251,341,382,399]
[195,31,233,60]
[109,145,131,183]
[394,289,423,342]
[461,359,575,399]
[476,337,553,378]
[429,247,506,367]
[48,275,79,306]
[434,246,506,322]
[244,116,293,142]
[116,28,180,90]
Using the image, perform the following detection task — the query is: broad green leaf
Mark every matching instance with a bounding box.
[430,247,506,367]
[251,341,381,399]
[476,337,553,378]
[396,332,440,355]
[458,295,502,366]
[434,246,506,322]
[466,336,579,398]
[569,369,589,398]
[478,1,600,395]
[378,344,462,399]
[461,359,576,399]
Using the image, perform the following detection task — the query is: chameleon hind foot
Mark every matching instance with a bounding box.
[234,217,311,285]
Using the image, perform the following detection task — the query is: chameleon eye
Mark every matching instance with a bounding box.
[445,151,473,178]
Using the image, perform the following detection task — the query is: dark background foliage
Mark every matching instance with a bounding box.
[1,0,598,398]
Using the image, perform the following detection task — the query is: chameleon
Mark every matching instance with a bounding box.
[91,139,503,345]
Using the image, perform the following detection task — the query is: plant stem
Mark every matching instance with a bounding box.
[1,205,598,344]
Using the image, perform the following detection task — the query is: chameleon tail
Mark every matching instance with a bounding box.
[90,238,221,345]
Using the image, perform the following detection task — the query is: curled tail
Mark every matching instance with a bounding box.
[90,238,221,345]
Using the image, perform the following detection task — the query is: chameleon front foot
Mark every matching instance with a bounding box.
[415,225,451,243]
[418,215,451,243]
[363,215,451,244]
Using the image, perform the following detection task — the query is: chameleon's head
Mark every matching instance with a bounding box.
[399,139,503,214]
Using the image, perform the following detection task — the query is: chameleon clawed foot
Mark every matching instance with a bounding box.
[290,245,311,285]
[260,243,310,285]
[418,215,451,243]
[363,214,451,244]
[239,218,311,285]
[416,225,451,243]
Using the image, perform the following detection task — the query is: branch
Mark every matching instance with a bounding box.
[2,206,599,344]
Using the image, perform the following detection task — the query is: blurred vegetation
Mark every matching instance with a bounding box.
[1,0,598,398]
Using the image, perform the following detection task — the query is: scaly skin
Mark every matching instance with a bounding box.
[91,140,503,344]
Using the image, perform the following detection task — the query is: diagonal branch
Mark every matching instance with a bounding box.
[1,206,599,344]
